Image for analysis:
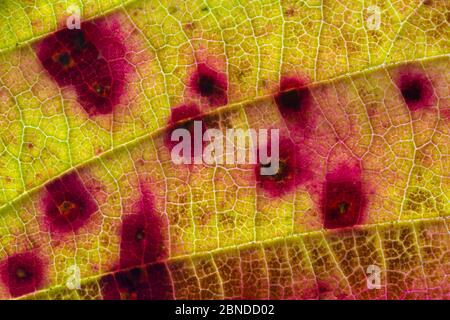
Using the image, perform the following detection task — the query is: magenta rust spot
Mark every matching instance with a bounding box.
[164,103,209,164]
[396,68,435,112]
[42,172,98,234]
[146,263,173,300]
[322,165,366,229]
[0,252,45,298]
[316,281,348,300]
[100,267,150,300]
[169,103,202,124]
[36,19,131,116]
[119,187,166,269]
[275,77,313,128]
[190,63,228,107]
[255,137,311,198]
[100,263,173,300]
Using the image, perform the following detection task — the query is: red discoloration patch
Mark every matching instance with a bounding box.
[395,68,436,112]
[36,19,132,116]
[164,103,209,164]
[168,103,202,124]
[42,172,98,234]
[119,186,167,269]
[190,63,228,107]
[275,76,313,129]
[146,263,174,300]
[100,267,150,300]
[255,137,312,198]
[100,263,173,300]
[99,274,120,300]
[316,281,349,300]
[442,109,450,121]
[322,165,366,229]
[0,252,45,298]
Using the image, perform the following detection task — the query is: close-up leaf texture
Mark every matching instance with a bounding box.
[0,0,448,300]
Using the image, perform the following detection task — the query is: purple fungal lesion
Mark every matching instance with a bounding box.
[255,137,311,198]
[42,172,98,233]
[145,263,173,300]
[102,184,171,300]
[164,103,210,164]
[0,252,45,298]
[395,68,436,112]
[322,166,366,229]
[100,269,148,300]
[36,20,131,116]
[275,76,312,124]
[190,63,228,107]
[119,187,166,270]
[100,263,173,300]
[101,185,169,300]
[168,103,202,125]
